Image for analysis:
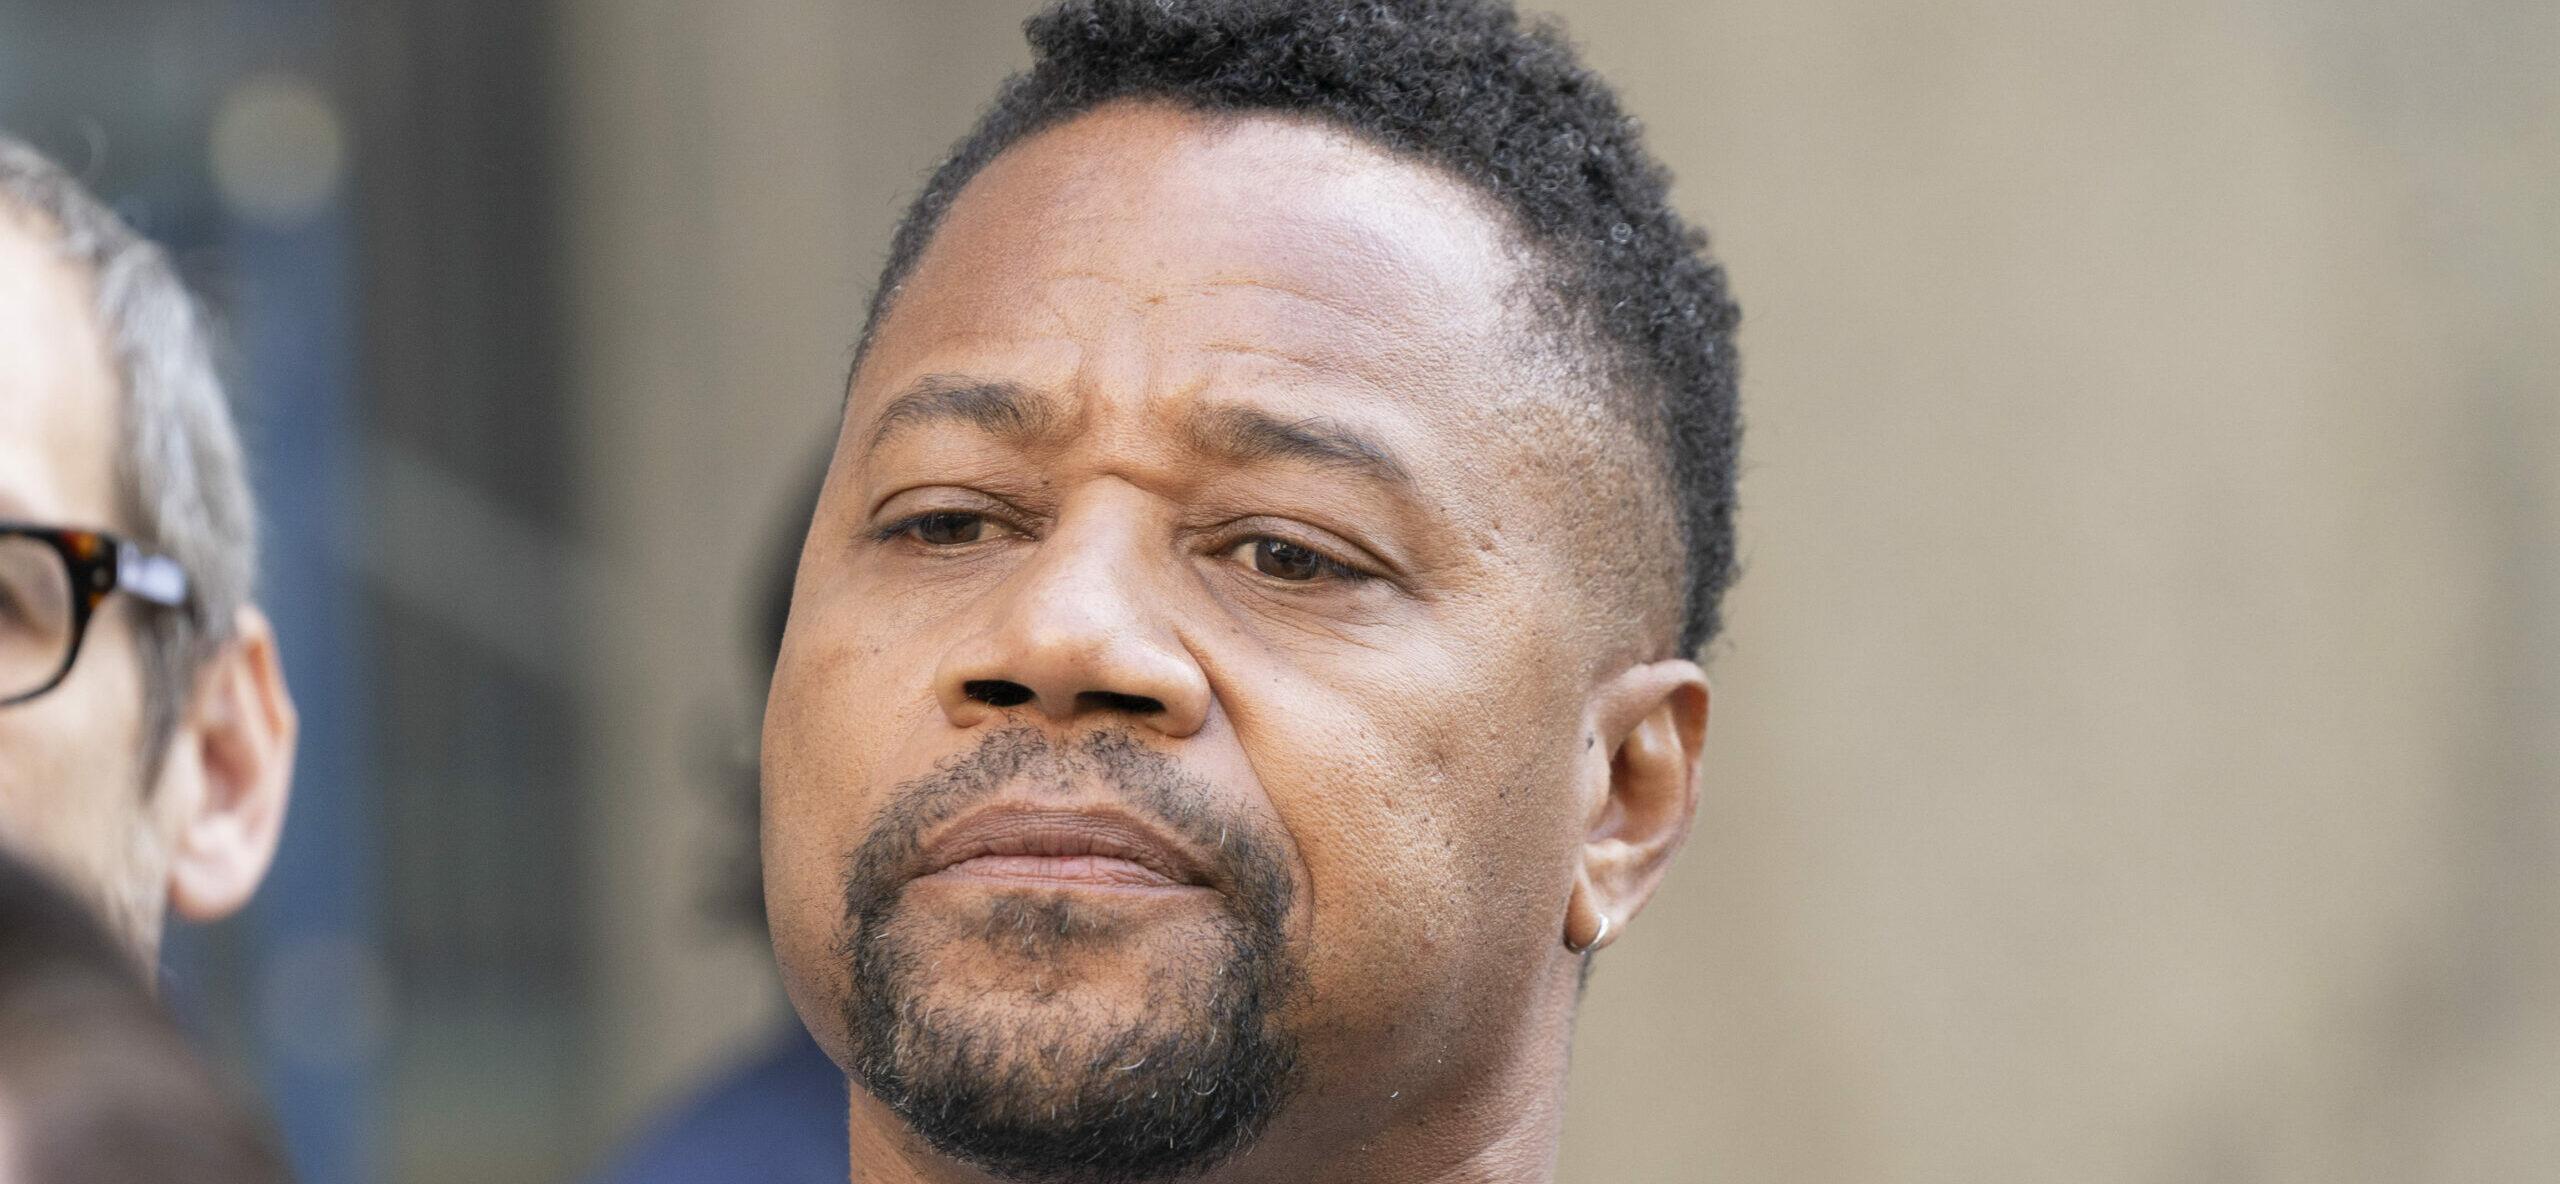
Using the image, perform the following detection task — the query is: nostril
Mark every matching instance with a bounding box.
[963,679,1034,708]
[1077,690,1164,716]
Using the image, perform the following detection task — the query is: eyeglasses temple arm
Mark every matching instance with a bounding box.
[115,542,191,609]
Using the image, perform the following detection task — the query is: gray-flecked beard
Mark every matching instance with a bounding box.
[836,728,1300,1184]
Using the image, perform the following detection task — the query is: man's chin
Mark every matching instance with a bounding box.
[827,727,1305,1181]
[881,970,1215,1101]
[894,894,1218,1008]
[840,890,1301,1184]
[845,1004,1296,1184]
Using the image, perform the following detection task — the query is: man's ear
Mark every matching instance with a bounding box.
[162,605,297,923]
[1565,658,1709,953]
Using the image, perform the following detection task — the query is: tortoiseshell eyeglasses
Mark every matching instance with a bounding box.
[0,523,191,706]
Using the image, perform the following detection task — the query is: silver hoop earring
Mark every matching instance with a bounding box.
[1568,913,1611,954]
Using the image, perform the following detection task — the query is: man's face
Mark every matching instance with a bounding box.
[0,209,163,945]
[764,104,1650,1179]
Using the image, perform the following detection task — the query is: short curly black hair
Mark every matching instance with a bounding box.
[858,0,1742,654]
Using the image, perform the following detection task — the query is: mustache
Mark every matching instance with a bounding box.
[839,726,1291,923]
[833,725,1307,1178]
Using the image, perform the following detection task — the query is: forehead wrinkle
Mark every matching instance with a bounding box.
[1193,338,1325,373]
[1044,267,1408,379]
[1183,298,1452,393]
[1186,271,1384,329]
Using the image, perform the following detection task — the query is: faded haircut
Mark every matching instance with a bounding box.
[0,135,258,760]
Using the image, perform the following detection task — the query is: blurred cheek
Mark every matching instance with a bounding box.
[0,623,150,912]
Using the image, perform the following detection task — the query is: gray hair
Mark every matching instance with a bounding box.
[0,135,258,754]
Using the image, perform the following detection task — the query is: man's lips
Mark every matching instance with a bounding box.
[917,807,1212,892]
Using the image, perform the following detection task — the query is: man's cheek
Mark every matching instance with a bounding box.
[1226,668,1461,938]
[1261,740,1465,999]
[766,641,917,807]
[0,705,129,880]
[760,702,862,955]
[760,788,843,972]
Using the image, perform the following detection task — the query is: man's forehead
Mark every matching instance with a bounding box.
[856,102,1536,411]
[0,205,121,527]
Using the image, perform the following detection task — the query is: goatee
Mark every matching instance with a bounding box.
[836,728,1301,1184]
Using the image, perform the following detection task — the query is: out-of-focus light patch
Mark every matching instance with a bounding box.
[256,934,390,1072]
[209,74,346,226]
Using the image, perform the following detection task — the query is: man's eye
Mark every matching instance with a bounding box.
[1232,537,1349,583]
[900,512,987,546]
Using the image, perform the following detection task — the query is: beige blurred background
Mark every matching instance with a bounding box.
[554,1,2558,1181]
[8,1,2549,1181]
[553,2,2557,1182]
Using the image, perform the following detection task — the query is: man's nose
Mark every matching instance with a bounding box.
[931,511,1211,738]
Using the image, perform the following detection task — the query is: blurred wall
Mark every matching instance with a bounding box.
[549,2,2557,1182]
[1551,2,2558,1181]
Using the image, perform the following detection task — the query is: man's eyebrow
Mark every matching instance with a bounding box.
[864,376,1062,458]
[1187,404,1413,489]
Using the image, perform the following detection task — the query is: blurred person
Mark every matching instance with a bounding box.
[760,2,1736,1182]
[587,462,846,1184]
[0,135,297,964]
[0,845,290,1184]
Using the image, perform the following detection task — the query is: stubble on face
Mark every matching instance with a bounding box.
[834,727,1301,1184]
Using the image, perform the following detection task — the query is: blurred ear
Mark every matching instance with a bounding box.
[162,606,297,923]
[1565,659,1709,953]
